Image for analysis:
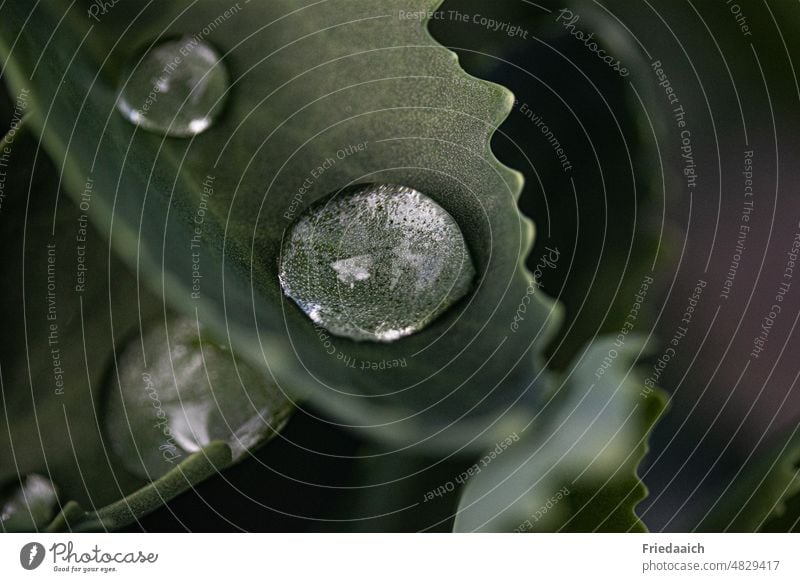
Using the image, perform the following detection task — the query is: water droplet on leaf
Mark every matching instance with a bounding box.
[0,474,58,531]
[116,37,229,137]
[279,183,476,342]
[105,318,292,480]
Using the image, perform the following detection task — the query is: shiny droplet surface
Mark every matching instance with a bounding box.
[0,474,58,532]
[105,318,293,480]
[279,183,476,342]
[116,36,229,137]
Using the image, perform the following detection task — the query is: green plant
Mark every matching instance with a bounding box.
[1,0,798,533]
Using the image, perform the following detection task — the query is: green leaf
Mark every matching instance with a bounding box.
[696,427,800,532]
[432,0,665,370]
[47,441,233,532]
[0,0,562,450]
[453,338,667,532]
[0,122,151,509]
[106,315,293,481]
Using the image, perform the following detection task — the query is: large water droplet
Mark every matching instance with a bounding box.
[116,36,229,137]
[279,183,476,342]
[0,474,58,531]
[105,318,293,480]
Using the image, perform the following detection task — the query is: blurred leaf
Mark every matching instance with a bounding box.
[0,122,151,509]
[0,122,289,531]
[0,474,59,532]
[47,441,233,532]
[453,338,667,532]
[0,0,561,450]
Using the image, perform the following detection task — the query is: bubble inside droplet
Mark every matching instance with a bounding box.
[279,183,476,342]
[0,474,58,531]
[105,318,293,480]
[116,36,229,137]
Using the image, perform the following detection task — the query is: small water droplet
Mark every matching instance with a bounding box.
[279,183,476,342]
[0,474,58,531]
[116,36,229,137]
[105,318,292,480]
